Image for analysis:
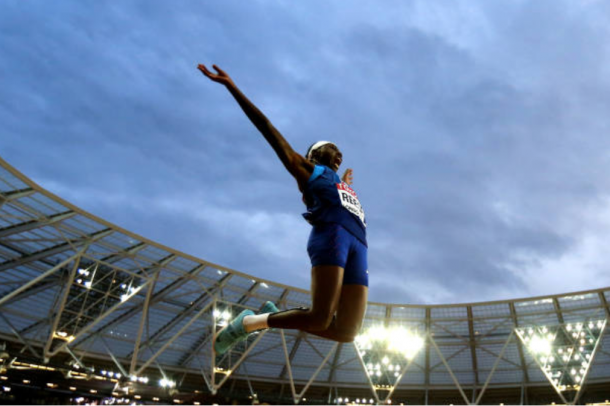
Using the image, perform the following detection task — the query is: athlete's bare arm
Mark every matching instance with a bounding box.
[198,64,314,190]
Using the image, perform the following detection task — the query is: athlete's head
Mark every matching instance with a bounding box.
[306,141,342,172]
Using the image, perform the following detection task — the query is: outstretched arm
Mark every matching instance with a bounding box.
[198,64,313,190]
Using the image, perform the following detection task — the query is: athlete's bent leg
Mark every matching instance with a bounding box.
[266,265,344,331]
[304,284,368,342]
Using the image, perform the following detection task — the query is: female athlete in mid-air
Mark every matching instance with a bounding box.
[198,64,368,354]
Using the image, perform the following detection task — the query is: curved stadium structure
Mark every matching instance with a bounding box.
[0,155,609,405]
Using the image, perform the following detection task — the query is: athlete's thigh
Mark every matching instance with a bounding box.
[307,223,349,315]
[335,284,368,334]
[310,265,344,315]
[335,234,368,332]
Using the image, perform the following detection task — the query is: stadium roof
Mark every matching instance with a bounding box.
[0,155,609,405]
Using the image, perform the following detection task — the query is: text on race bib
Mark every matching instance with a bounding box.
[336,182,366,227]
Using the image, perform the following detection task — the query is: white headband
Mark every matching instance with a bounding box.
[306,141,333,160]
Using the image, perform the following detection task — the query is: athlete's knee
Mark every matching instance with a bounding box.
[340,329,359,343]
[335,323,361,342]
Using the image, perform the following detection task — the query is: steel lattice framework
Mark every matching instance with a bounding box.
[0,155,609,405]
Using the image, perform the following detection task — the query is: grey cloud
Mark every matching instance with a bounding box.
[2,0,610,304]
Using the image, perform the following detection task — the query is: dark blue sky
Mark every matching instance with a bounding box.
[2,0,610,304]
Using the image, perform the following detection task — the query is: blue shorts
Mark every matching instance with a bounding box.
[307,223,368,287]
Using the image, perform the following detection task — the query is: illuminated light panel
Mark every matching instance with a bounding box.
[213,308,233,328]
[213,367,231,376]
[120,286,142,302]
[159,378,176,388]
[516,319,606,404]
[355,325,424,402]
[52,332,76,342]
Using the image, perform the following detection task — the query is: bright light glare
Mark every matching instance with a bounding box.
[356,326,424,360]
[120,286,141,303]
[159,378,176,388]
[528,335,552,355]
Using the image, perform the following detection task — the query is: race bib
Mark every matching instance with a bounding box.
[336,182,366,227]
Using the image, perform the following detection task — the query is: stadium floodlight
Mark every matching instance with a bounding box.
[120,286,141,303]
[356,326,424,360]
[159,378,176,388]
[355,325,424,403]
[529,335,552,355]
[516,319,607,404]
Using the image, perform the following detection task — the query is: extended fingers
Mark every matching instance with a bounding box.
[342,168,354,184]
[212,64,227,76]
[197,64,213,76]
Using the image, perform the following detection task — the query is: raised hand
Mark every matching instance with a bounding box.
[341,168,353,185]
[197,64,235,87]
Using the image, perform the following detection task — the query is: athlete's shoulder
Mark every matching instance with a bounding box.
[308,165,328,183]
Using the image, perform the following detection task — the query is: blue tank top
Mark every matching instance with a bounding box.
[302,165,367,246]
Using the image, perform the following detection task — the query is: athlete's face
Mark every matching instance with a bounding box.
[316,143,343,172]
